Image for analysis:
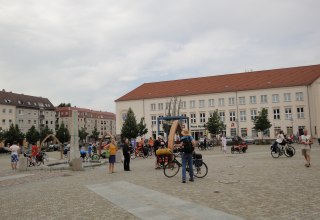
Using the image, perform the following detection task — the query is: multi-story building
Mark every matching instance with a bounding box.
[115,64,320,140]
[0,89,56,134]
[55,107,116,141]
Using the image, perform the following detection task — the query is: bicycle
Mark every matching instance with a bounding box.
[130,147,149,159]
[270,143,295,158]
[163,152,208,178]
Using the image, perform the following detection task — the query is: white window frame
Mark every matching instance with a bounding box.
[250,109,257,120]
[240,110,246,122]
[228,97,235,106]
[190,113,196,124]
[151,103,156,111]
[272,94,279,103]
[190,100,196,109]
[158,103,163,111]
[219,112,225,122]
[285,108,292,120]
[297,107,304,119]
[296,92,304,101]
[180,101,186,109]
[200,112,206,123]
[151,115,157,125]
[208,99,214,107]
[250,96,256,104]
[229,111,236,122]
[199,100,205,108]
[239,97,245,105]
[218,98,225,106]
[261,95,268,104]
[273,108,280,120]
[284,93,291,102]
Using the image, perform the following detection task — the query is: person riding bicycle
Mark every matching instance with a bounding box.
[31,143,39,163]
[87,143,93,157]
[80,146,87,160]
[272,130,286,151]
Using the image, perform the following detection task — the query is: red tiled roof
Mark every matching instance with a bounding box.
[116,64,320,102]
[56,107,115,119]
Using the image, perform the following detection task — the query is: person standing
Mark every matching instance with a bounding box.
[301,130,312,167]
[178,129,195,183]
[222,134,227,154]
[9,141,20,170]
[106,139,118,173]
[87,143,93,158]
[148,137,154,155]
[122,138,131,171]
[31,143,38,164]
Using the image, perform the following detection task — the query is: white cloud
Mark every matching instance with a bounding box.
[0,0,319,112]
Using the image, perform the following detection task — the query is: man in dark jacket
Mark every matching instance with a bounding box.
[122,138,131,171]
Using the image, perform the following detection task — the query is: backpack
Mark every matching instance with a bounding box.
[182,137,194,153]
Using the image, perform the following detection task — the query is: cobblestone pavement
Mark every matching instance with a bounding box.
[0,144,319,220]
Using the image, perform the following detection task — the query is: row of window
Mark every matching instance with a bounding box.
[150,92,304,111]
[150,107,305,125]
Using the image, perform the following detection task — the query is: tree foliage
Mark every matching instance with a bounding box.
[58,103,71,107]
[40,125,53,142]
[206,110,226,136]
[121,108,139,140]
[137,117,148,137]
[55,122,70,143]
[90,127,99,142]
[3,124,25,145]
[79,127,89,143]
[253,108,272,138]
[26,125,40,144]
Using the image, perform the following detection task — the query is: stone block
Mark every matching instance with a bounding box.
[70,158,83,171]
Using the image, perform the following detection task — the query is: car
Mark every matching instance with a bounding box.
[0,147,10,154]
[48,144,61,151]
[244,136,255,144]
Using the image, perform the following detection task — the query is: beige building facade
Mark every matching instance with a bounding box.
[56,107,116,142]
[116,65,320,140]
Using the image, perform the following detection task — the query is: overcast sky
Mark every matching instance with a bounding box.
[0,0,319,113]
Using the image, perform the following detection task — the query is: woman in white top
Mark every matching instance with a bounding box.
[9,141,20,170]
[221,134,227,154]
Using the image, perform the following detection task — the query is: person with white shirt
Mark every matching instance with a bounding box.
[9,141,20,170]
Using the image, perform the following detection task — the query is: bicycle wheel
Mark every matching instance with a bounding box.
[284,145,295,157]
[193,161,208,178]
[130,152,136,159]
[164,160,180,178]
[271,146,280,158]
[231,146,235,154]
[91,154,100,161]
[36,158,42,166]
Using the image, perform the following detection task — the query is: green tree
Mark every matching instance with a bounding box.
[90,127,99,142]
[3,124,25,146]
[206,110,226,144]
[137,117,148,137]
[58,103,71,107]
[253,108,272,140]
[25,125,40,144]
[121,108,139,140]
[55,123,70,144]
[40,125,53,142]
[79,127,89,144]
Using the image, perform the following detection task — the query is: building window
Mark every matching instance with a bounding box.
[200,112,206,123]
[2,109,6,113]
[219,112,225,122]
[250,109,257,120]
[181,113,187,124]
[9,109,13,114]
[229,111,236,122]
[228,97,235,106]
[34,111,37,116]
[273,109,280,119]
[199,100,205,108]
[230,128,237,136]
[296,92,304,101]
[9,119,12,124]
[240,110,246,122]
[158,103,163,111]
[28,120,31,124]
[34,120,37,125]
[241,128,247,137]
[208,99,214,107]
[190,100,196,108]
[250,96,256,104]
[297,107,304,119]
[285,108,292,120]
[284,93,291,102]
[190,113,196,124]
[218,98,225,106]
[165,102,170,109]
[272,94,279,103]
[151,104,156,111]
[180,101,186,109]
[151,115,156,125]
[239,97,245,105]
[2,119,5,125]
[261,95,268,103]
[158,115,163,124]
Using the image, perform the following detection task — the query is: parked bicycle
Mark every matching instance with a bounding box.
[131,147,149,159]
[163,152,208,178]
[24,152,44,166]
[270,143,295,158]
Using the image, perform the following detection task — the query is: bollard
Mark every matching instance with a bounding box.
[18,157,28,171]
